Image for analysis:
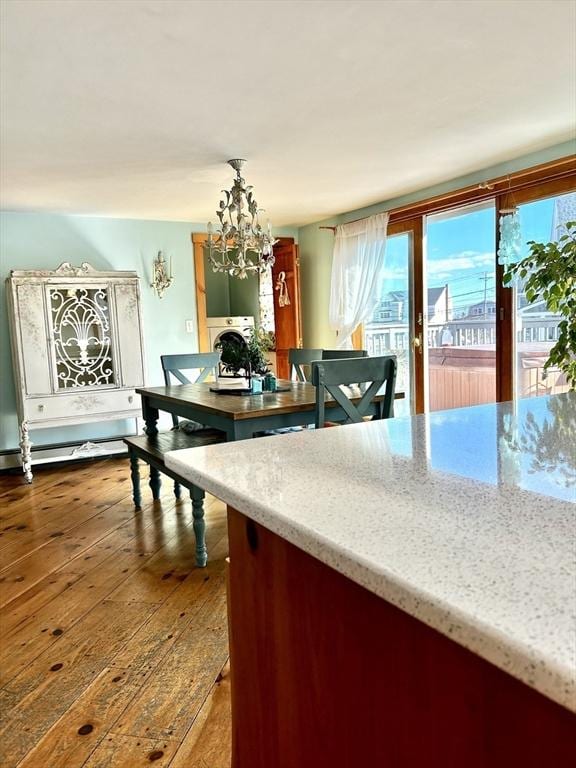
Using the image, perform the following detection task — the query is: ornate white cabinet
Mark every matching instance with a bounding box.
[6,262,146,482]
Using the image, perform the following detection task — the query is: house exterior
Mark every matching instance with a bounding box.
[467,299,497,318]
[371,286,451,325]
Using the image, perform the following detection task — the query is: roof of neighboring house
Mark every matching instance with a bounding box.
[379,287,448,305]
[519,300,549,314]
[427,286,447,306]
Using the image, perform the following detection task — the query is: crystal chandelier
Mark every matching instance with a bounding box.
[205,159,277,279]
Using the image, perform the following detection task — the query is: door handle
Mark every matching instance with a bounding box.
[412,334,423,354]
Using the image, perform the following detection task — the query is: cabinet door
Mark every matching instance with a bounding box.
[272,239,302,379]
[114,281,145,388]
[47,284,116,390]
[14,282,52,396]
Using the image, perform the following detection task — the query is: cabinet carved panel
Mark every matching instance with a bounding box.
[6,263,146,482]
[49,286,115,389]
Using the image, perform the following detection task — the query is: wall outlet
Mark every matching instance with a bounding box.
[185,319,195,334]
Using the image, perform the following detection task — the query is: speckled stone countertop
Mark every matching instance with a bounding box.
[166,393,576,712]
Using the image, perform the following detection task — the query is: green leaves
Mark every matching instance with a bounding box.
[504,221,576,389]
[216,327,271,377]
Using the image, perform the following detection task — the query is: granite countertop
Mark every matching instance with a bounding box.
[166,393,576,712]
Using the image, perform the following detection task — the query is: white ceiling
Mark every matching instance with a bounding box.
[1,0,575,226]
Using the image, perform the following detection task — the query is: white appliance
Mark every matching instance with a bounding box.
[206,316,254,350]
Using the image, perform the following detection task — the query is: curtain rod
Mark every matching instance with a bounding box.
[318,157,575,233]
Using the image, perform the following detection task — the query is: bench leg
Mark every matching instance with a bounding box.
[174,481,182,500]
[129,451,142,508]
[149,465,161,500]
[190,485,208,568]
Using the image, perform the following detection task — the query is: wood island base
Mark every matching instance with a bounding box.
[226,507,576,768]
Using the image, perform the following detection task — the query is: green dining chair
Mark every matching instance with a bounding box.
[158,352,223,501]
[161,352,221,429]
[288,348,323,382]
[311,355,397,429]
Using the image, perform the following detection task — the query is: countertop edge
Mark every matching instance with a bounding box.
[166,449,576,714]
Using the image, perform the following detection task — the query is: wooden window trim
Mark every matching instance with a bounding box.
[386,156,575,226]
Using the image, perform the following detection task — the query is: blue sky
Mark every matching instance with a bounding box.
[427,203,496,317]
[379,195,565,317]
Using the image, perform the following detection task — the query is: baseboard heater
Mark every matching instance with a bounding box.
[0,437,130,473]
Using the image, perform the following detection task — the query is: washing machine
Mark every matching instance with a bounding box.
[206,316,255,351]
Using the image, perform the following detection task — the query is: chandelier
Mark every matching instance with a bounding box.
[205,159,277,279]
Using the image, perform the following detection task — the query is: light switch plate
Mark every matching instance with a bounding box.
[185,319,195,334]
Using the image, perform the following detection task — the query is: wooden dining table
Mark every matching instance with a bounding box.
[136,380,403,441]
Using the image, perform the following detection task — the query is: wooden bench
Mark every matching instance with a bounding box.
[124,429,224,567]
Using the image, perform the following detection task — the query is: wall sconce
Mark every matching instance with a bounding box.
[150,251,173,298]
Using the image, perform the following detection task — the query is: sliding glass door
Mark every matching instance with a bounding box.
[362,218,423,415]
[357,167,575,415]
[424,202,497,412]
[363,232,413,415]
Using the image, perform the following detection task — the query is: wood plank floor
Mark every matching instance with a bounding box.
[0,457,231,767]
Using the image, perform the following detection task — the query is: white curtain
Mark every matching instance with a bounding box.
[328,212,389,349]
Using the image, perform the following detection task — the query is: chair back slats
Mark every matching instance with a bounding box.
[169,369,192,386]
[160,353,220,428]
[311,355,397,429]
[288,348,323,382]
[322,349,368,360]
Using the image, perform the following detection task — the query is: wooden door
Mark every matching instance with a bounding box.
[272,238,302,379]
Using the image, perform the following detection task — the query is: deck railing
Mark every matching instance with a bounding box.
[364,323,569,409]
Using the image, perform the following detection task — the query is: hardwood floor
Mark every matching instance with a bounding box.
[0,457,231,767]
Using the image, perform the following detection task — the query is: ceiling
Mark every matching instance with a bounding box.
[1,0,575,227]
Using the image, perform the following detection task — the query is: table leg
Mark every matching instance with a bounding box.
[174,481,182,500]
[229,422,256,441]
[149,466,161,500]
[142,398,159,436]
[129,451,141,508]
[190,485,208,567]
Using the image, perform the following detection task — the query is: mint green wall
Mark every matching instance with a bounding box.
[298,140,576,349]
[203,251,260,320]
[299,215,339,349]
[204,254,231,316]
[0,213,203,451]
[0,212,297,452]
[229,274,259,318]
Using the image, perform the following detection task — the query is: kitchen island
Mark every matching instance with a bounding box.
[166,393,576,767]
